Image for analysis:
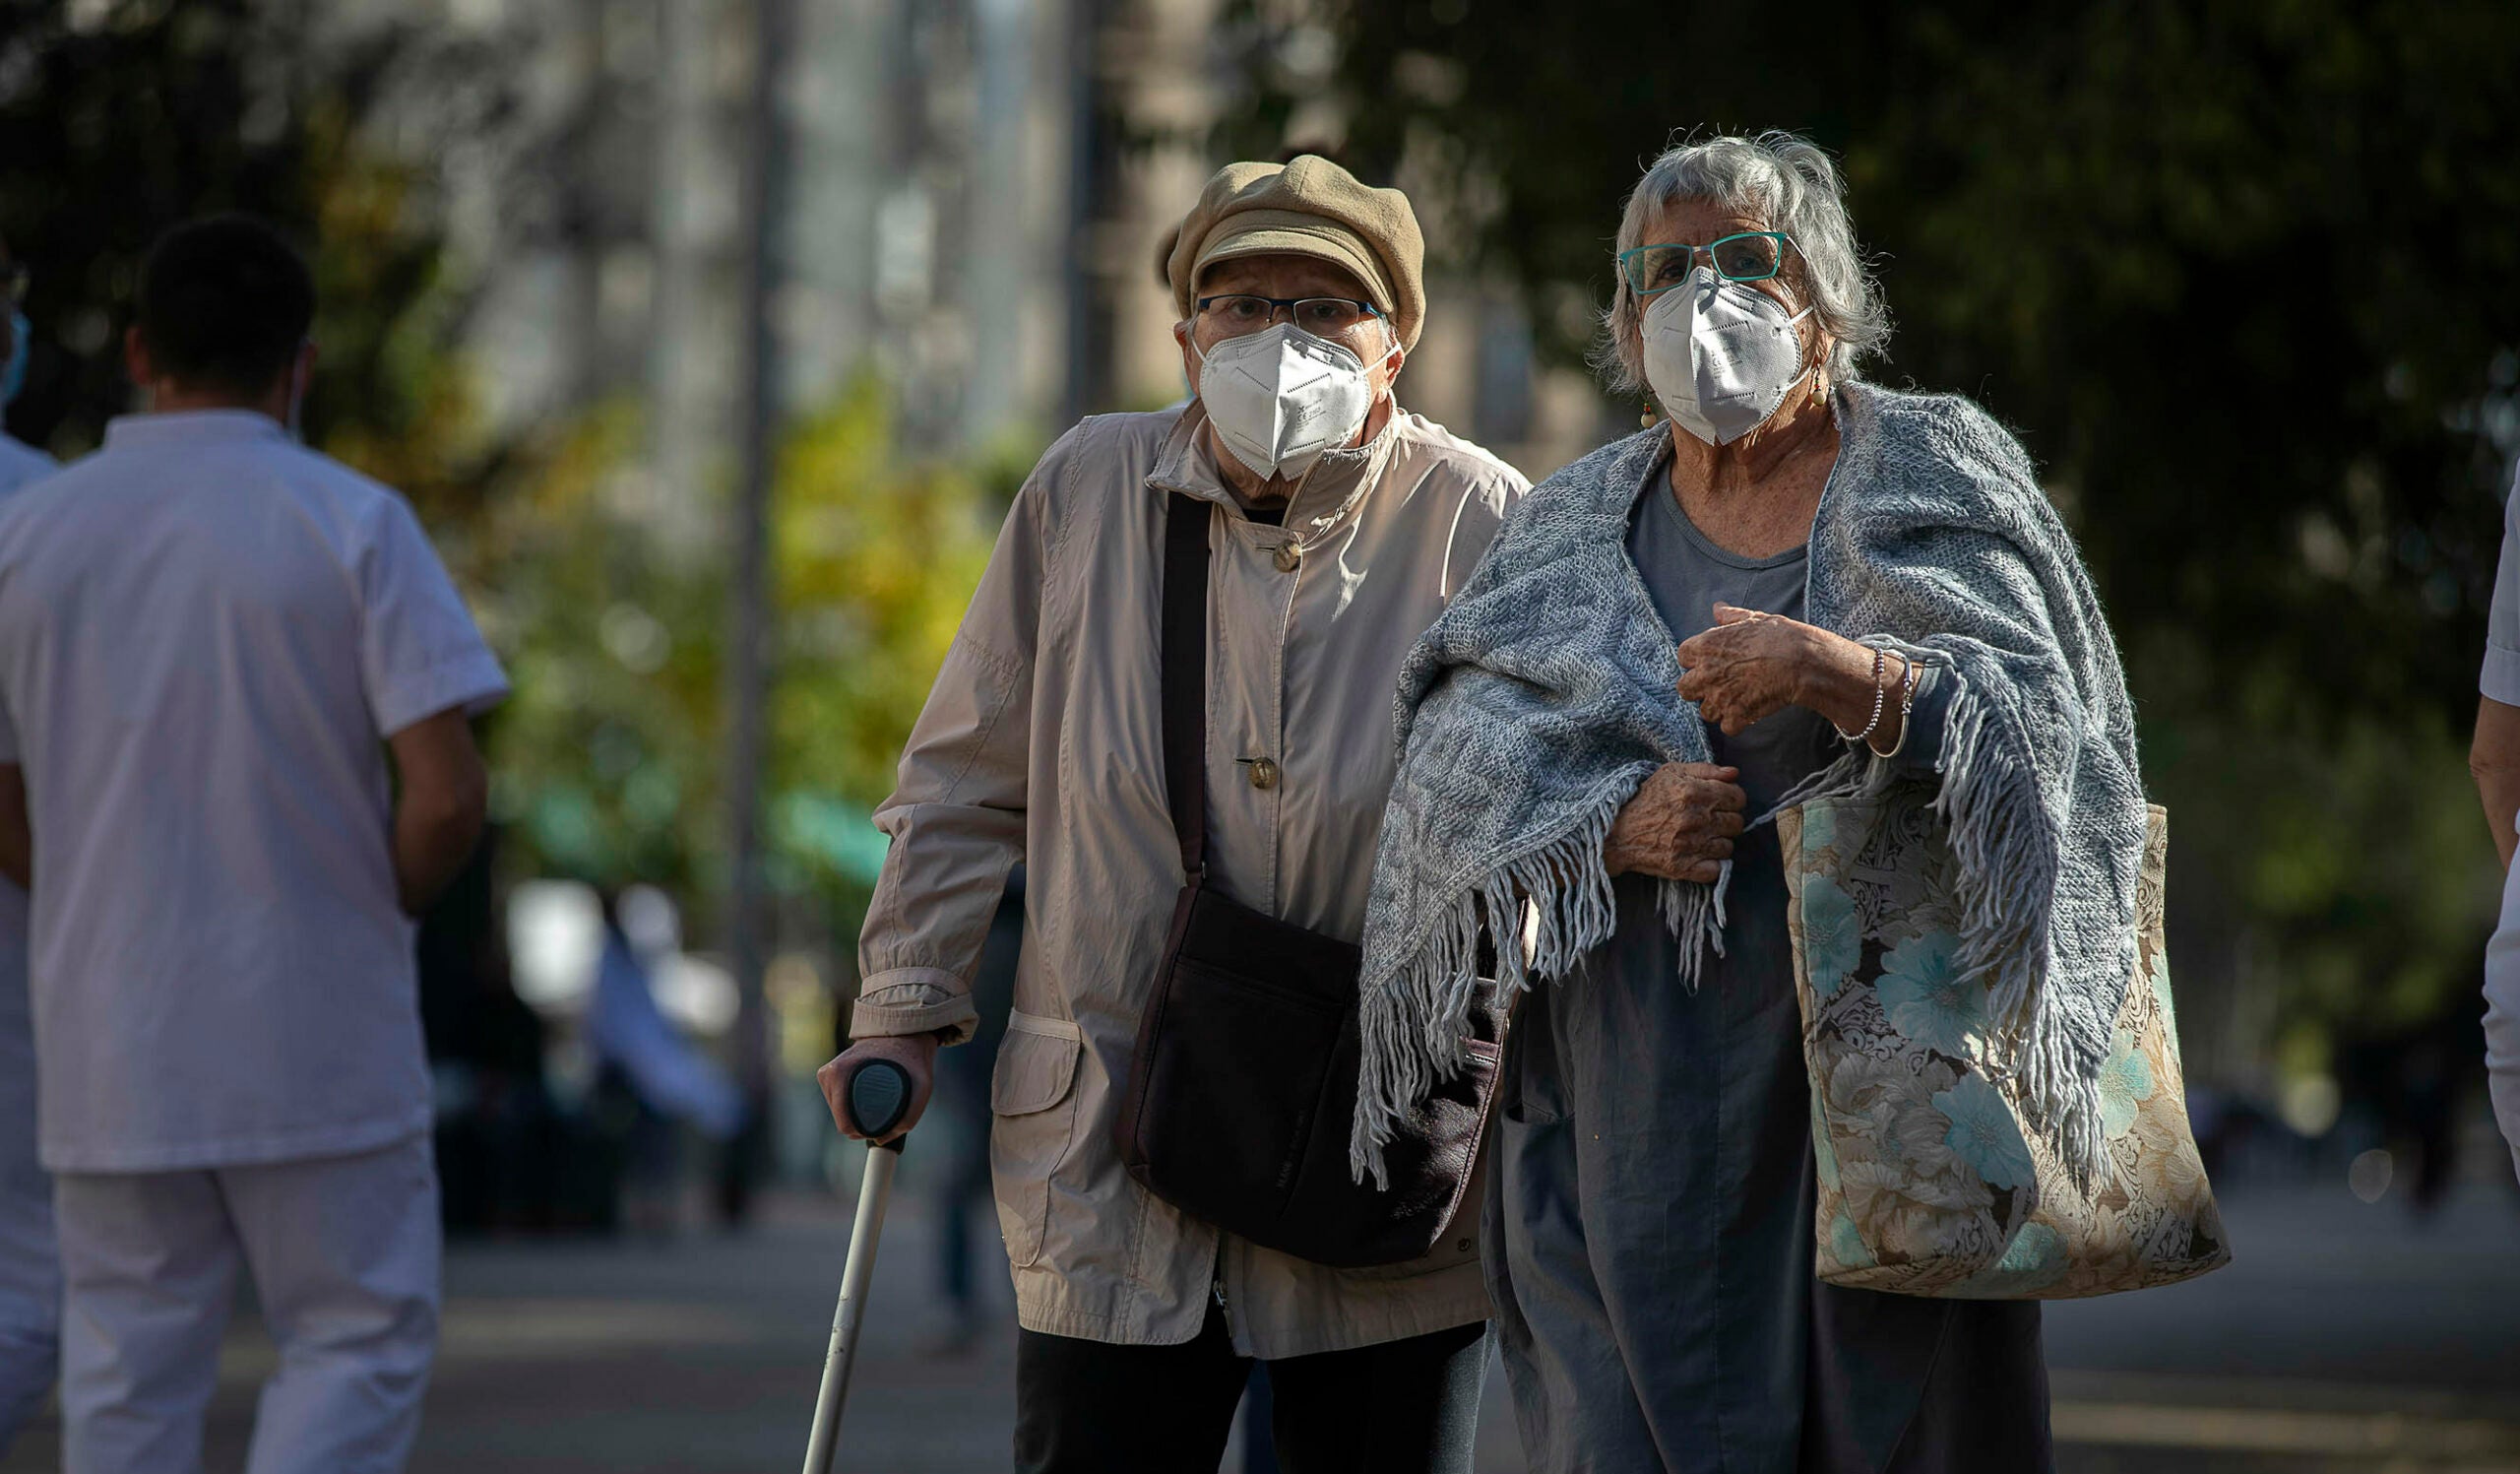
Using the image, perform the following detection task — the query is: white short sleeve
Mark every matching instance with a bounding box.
[2485,464,2520,704]
[361,496,509,737]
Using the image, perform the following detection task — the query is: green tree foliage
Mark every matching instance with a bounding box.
[0,2,1007,950]
[768,380,1009,890]
[483,377,1004,915]
[470,403,719,893]
[0,0,517,533]
[1218,0,2520,1077]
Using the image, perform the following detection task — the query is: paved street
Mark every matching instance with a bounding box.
[8,1172,2518,1473]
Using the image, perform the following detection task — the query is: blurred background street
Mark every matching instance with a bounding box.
[6,0,2520,1469]
[9,1167,2520,1473]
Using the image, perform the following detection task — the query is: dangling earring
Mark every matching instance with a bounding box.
[1639,399,1659,429]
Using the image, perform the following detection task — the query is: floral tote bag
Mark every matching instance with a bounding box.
[1778,788,2231,1299]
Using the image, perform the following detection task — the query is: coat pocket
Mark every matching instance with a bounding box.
[989,1010,1084,1268]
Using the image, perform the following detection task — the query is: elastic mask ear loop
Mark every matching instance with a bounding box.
[1282,325,1397,521]
[1738,298,1823,449]
[1741,363,1816,451]
[1785,304,1821,407]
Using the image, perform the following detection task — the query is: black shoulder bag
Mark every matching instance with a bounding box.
[1113,491,1505,1269]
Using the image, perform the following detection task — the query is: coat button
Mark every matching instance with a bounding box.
[1273,542,1301,573]
[1246,757,1281,791]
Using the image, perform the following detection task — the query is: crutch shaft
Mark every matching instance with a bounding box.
[801,1142,900,1474]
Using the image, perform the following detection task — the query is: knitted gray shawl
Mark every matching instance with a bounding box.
[1351,381,2147,1190]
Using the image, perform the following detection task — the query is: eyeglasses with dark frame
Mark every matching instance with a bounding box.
[1195,293,1386,340]
[1618,231,1796,296]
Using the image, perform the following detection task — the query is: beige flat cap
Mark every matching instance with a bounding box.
[1165,155,1426,351]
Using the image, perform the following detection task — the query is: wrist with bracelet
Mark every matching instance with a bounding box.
[1832,643,1920,755]
[1872,649,1920,758]
[1833,646,1888,743]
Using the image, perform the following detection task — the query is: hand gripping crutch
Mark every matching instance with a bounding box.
[800,1058,913,1474]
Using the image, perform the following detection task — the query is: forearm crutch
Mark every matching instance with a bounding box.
[800,1058,912,1474]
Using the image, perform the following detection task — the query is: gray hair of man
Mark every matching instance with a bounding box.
[1594,130,1890,398]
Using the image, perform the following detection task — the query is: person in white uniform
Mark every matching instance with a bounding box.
[0,229,62,1461]
[0,215,508,1474]
[2473,460,2520,1185]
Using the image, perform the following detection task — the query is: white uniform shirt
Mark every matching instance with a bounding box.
[0,433,54,1426]
[0,412,508,1172]
[0,434,49,494]
[2483,462,2520,1183]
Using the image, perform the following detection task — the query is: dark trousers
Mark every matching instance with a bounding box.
[1013,1308,1490,1474]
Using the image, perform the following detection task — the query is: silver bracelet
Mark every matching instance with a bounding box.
[1869,652,1921,759]
[1834,647,1888,743]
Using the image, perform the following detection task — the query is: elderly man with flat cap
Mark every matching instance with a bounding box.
[819,156,1528,1471]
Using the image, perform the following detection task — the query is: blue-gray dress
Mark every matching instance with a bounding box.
[1481,471,2053,1473]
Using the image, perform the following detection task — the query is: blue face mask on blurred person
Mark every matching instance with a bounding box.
[0,308,28,410]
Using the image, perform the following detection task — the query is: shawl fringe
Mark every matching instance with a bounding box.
[1350,770,1735,1187]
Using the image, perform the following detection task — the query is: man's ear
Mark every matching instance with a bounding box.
[282,340,319,426]
[1370,323,1405,399]
[1174,320,1200,398]
[123,325,153,392]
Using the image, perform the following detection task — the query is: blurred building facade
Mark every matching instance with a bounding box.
[374,0,1603,502]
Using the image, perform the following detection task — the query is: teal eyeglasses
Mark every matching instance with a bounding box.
[1618,232,1793,296]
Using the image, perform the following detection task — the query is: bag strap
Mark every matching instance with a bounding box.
[1161,492,1211,879]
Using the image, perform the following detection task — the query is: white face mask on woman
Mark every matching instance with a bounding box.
[1642,268,1816,445]
[1197,322,1394,482]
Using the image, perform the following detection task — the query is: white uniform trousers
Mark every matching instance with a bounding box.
[0,963,56,1456]
[54,1132,440,1474]
[2486,838,2520,1185]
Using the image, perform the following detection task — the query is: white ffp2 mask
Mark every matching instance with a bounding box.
[1642,269,1816,445]
[1196,323,1392,482]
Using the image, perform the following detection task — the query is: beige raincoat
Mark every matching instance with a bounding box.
[851,401,1525,1355]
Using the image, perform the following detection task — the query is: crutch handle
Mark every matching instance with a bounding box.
[845,1057,912,1150]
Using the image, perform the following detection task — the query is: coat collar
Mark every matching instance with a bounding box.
[1146,399,1401,547]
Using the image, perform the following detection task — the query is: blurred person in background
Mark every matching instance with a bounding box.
[922,865,1021,1357]
[587,884,744,1235]
[2471,459,2520,1183]
[0,227,59,1461]
[0,215,508,1474]
[818,156,1528,1473]
[417,825,569,1234]
[1355,132,2147,1472]
[0,239,43,487]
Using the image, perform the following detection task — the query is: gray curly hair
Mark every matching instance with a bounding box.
[1595,130,1890,397]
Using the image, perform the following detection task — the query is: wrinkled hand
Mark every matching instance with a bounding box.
[1606,761,1747,882]
[816,1034,940,1145]
[1674,604,1834,737]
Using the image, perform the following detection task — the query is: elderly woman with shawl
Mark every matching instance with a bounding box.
[1351,132,2147,1473]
